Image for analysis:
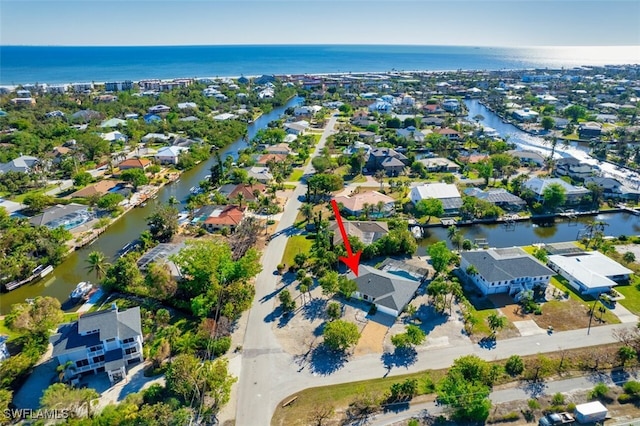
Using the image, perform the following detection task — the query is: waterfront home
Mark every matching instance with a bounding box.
[396,127,426,143]
[218,182,266,203]
[49,305,143,384]
[284,120,310,135]
[523,177,590,204]
[293,105,322,116]
[68,180,119,199]
[0,155,40,174]
[578,122,603,139]
[442,99,460,112]
[71,82,94,93]
[410,183,462,214]
[333,191,395,218]
[547,251,632,296]
[365,147,410,174]
[460,248,554,297]
[512,108,539,122]
[421,117,445,127]
[246,167,274,184]
[423,103,444,114]
[343,141,372,156]
[194,205,246,232]
[255,153,288,166]
[346,265,420,317]
[29,203,93,230]
[583,176,640,202]
[436,127,461,141]
[463,187,526,211]
[155,146,188,165]
[137,242,185,279]
[105,81,133,92]
[507,150,546,167]
[264,143,293,156]
[554,158,596,181]
[212,112,238,121]
[417,157,460,173]
[118,158,151,171]
[328,220,389,246]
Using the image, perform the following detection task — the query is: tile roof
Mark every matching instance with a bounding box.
[333,191,395,213]
[68,180,118,198]
[203,205,245,227]
[118,158,151,169]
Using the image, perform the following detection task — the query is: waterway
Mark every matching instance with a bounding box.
[0,97,303,314]
[414,99,640,252]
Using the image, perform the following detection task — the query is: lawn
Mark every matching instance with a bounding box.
[0,319,20,341]
[272,370,441,426]
[287,169,304,182]
[281,235,313,267]
[12,185,59,203]
[614,279,640,315]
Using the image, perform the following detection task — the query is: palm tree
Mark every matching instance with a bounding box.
[362,203,372,220]
[85,251,109,281]
[235,192,245,209]
[301,203,314,222]
[376,200,386,217]
[57,360,77,383]
[374,169,386,191]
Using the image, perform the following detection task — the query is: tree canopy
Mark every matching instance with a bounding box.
[323,320,360,351]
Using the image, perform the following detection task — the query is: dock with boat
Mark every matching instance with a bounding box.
[3,264,54,292]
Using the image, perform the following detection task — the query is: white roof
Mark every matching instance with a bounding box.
[548,252,631,290]
[212,113,238,121]
[575,401,607,416]
[156,146,188,157]
[411,183,461,200]
[524,177,589,196]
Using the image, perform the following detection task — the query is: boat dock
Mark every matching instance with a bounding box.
[3,265,53,292]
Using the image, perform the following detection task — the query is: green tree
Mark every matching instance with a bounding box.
[85,250,109,280]
[623,251,636,264]
[97,192,125,211]
[318,270,340,295]
[77,133,110,162]
[392,324,426,349]
[146,204,179,242]
[564,104,587,122]
[487,313,507,336]
[323,319,360,351]
[40,383,99,418]
[415,198,444,221]
[120,168,149,190]
[338,275,357,299]
[23,193,55,213]
[327,302,342,321]
[279,289,296,314]
[72,171,93,187]
[505,355,525,376]
[428,241,453,274]
[618,346,636,367]
[5,296,64,340]
[542,182,566,211]
[541,116,555,131]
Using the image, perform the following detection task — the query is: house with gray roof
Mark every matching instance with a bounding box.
[460,248,554,296]
[49,305,143,384]
[366,147,410,176]
[329,220,388,246]
[346,265,421,316]
[464,188,526,211]
[583,176,640,202]
[0,155,40,174]
[29,203,93,231]
[523,177,590,204]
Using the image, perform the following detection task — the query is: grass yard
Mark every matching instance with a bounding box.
[0,319,20,341]
[281,235,313,267]
[12,185,59,203]
[287,169,304,182]
[614,280,640,315]
[272,371,441,426]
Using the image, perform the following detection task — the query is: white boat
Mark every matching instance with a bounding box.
[70,282,93,300]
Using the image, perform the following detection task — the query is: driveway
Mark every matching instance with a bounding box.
[12,358,58,409]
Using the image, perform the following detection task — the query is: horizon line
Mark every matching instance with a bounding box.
[2,43,640,48]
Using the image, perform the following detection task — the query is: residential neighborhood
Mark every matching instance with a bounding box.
[1,63,640,426]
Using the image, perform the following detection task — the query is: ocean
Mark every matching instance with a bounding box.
[0,45,638,85]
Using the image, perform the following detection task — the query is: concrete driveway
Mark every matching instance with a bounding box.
[13,358,58,409]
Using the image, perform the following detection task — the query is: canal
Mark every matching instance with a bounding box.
[0,97,303,314]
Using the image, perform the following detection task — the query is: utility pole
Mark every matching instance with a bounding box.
[587,293,601,335]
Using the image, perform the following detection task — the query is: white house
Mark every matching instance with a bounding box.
[284,120,310,135]
[294,105,322,116]
[460,248,554,296]
[523,177,590,204]
[155,146,189,165]
[513,108,539,122]
[100,131,127,143]
[49,305,143,384]
[346,265,421,316]
[368,99,393,114]
[547,251,632,296]
[410,183,462,214]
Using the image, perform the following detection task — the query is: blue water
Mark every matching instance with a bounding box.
[1,45,638,85]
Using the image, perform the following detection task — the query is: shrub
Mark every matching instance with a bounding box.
[618,393,632,404]
[505,355,525,376]
[212,336,231,356]
[528,399,540,410]
[551,393,565,406]
[566,403,576,412]
[623,381,640,396]
[488,412,520,423]
[589,382,609,400]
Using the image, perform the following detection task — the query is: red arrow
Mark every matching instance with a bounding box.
[330,199,361,277]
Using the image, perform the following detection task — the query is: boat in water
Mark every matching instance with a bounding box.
[70,282,93,300]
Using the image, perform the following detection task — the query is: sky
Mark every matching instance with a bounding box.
[1,0,639,47]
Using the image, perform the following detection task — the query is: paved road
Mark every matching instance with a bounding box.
[365,373,639,426]
[235,114,339,425]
